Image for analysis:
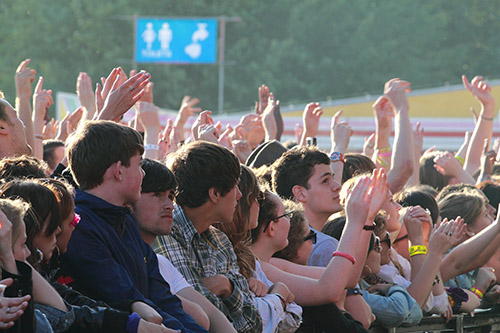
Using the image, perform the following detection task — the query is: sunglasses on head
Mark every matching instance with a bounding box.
[262,210,294,232]
[303,229,317,244]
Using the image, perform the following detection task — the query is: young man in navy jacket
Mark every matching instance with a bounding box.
[61,120,207,333]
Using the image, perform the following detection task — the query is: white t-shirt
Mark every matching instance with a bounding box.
[157,254,191,294]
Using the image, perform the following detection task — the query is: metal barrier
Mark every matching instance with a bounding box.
[369,310,500,332]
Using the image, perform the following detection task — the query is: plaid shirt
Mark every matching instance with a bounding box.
[154,205,263,333]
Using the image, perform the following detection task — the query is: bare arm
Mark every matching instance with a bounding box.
[177,287,236,333]
[463,75,495,175]
[385,79,414,193]
[330,110,352,184]
[15,59,37,155]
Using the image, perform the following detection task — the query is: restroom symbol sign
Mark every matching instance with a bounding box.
[136,18,217,64]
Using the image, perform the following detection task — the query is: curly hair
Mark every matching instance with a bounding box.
[273,200,307,262]
[271,146,330,200]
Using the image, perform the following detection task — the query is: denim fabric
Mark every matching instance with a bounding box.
[359,284,422,328]
[35,309,54,333]
[35,302,75,333]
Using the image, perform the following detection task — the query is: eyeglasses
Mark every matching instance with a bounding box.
[303,230,317,244]
[262,210,294,232]
[70,213,81,228]
[381,231,391,248]
[372,237,382,253]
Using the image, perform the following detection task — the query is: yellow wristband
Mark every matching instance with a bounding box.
[455,156,465,166]
[470,287,484,299]
[378,146,392,153]
[409,245,427,257]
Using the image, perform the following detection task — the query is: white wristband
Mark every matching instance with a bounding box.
[144,144,159,151]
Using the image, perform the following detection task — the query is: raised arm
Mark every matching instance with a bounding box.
[15,59,37,154]
[32,76,53,159]
[299,102,323,147]
[463,75,495,175]
[76,72,96,121]
[384,79,414,193]
[372,96,393,171]
[330,110,353,184]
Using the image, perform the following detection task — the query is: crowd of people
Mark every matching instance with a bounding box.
[0,58,500,332]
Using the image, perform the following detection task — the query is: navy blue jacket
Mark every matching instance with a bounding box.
[61,190,207,332]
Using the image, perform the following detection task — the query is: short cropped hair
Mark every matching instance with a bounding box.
[43,140,65,170]
[271,146,330,200]
[0,198,29,248]
[0,155,48,180]
[67,121,144,190]
[167,141,240,208]
[140,158,176,193]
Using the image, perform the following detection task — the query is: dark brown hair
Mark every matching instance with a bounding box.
[273,200,307,262]
[168,141,241,208]
[271,146,330,200]
[0,179,61,266]
[67,121,144,190]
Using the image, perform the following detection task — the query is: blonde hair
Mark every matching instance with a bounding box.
[0,198,29,246]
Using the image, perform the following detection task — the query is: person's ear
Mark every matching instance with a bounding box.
[208,187,219,204]
[0,120,9,135]
[292,185,307,203]
[112,161,123,181]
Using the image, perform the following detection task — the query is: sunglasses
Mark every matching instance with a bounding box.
[381,231,391,248]
[262,210,294,232]
[303,230,317,244]
[70,213,81,228]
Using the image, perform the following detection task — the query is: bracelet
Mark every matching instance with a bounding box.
[433,275,441,286]
[332,251,356,265]
[377,146,392,153]
[34,134,44,140]
[144,144,159,151]
[455,156,465,166]
[408,245,427,257]
[376,155,389,168]
[330,152,345,164]
[274,293,287,310]
[481,115,494,121]
[470,286,484,299]
[363,223,376,231]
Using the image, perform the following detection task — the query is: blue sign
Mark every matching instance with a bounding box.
[135,18,217,64]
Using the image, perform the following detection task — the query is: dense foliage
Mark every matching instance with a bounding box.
[1,0,500,113]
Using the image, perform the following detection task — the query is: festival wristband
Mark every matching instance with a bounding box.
[470,286,484,299]
[332,251,356,265]
[144,144,159,151]
[455,156,465,166]
[409,245,427,257]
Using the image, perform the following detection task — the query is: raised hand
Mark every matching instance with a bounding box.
[175,96,202,127]
[372,96,394,128]
[462,75,494,107]
[433,151,463,177]
[330,110,353,153]
[42,118,59,140]
[218,124,234,150]
[232,140,252,164]
[428,217,466,256]
[136,102,160,130]
[33,77,53,123]
[239,113,264,149]
[257,84,270,115]
[191,110,214,141]
[76,72,96,119]
[96,70,150,121]
[363,133,376,158]
[479,138,496,182]
[384,78,411,111]
[15,59,36,99]
[262,94,277,141]
[301,102,323,145]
